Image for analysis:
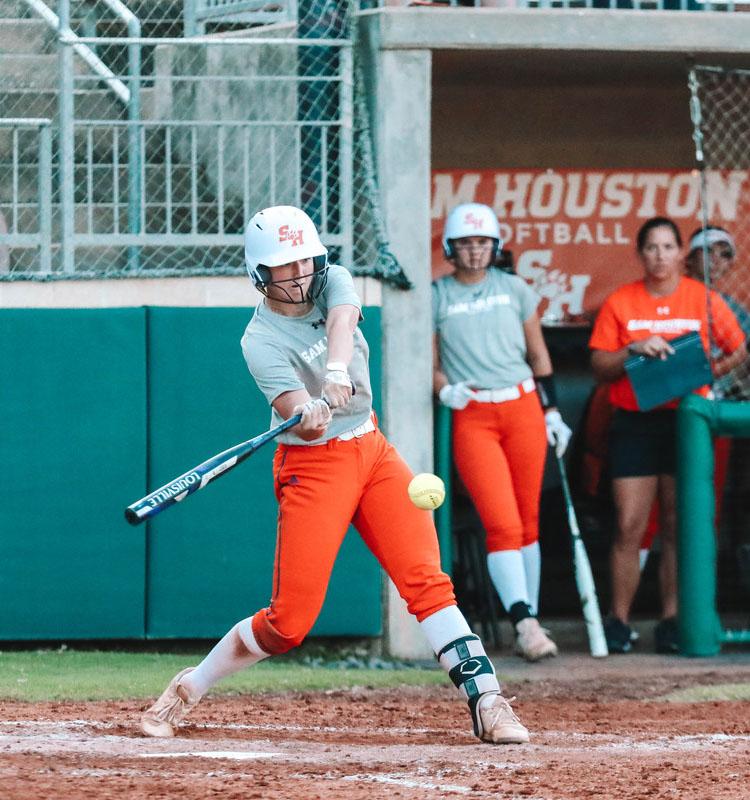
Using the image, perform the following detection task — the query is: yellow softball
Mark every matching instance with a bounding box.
[407,473,446,510]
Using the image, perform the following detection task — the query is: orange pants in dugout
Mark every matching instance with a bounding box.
[452,390,548,553]
[251,427,456,655]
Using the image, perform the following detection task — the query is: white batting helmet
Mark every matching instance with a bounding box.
[442,203,502,259]
[244,205,328,300]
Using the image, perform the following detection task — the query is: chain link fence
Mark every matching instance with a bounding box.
[0,0,408,284]
[688,66,750,399]
[687,63,750,610]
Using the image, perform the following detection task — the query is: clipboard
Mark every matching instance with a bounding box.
[624,331,713,412]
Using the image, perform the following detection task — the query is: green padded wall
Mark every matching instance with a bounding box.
[0,306,382,640]
[144,307,383,638]
[0,309,147,639]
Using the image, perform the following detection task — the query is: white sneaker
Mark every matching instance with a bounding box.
[514,617,558,662]
[140,667,201,738]
[475,692,530,744]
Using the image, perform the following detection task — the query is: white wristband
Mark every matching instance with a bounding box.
[326,361,348,373]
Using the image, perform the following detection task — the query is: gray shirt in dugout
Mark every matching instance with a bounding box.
[432,269,540,389]
[241,264,373,446]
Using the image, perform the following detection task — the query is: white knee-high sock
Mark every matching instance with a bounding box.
[486,549,530,613]
[419,605,473,654]
[521,542,541,616]
[182,617,269,698]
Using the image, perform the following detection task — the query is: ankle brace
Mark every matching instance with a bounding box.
[509,600,534,628]
[437,635,501,738]
[437,634,499,700]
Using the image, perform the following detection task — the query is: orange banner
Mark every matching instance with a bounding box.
[431,169,750,326]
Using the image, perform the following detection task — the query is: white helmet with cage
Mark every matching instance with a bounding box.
[244,205,329,302]
[442,202,502,260]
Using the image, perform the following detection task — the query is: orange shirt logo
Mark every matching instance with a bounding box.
[278,225,304,246]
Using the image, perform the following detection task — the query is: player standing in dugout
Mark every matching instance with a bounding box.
[433,203,572,661]
[140,205,530,745]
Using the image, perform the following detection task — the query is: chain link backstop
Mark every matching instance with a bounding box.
[688,66,750,396]
[687,64,750,632]
[0,0,408,285]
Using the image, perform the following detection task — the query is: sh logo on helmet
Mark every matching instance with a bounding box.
[464,212,485,230]
[278,225,304,246]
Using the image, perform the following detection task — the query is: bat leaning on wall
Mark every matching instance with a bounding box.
[556,454,609,658]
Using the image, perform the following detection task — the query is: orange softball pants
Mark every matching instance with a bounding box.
[452,390,548,553]
[251,426,456,655]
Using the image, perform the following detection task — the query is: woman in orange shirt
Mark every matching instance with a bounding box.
[589,217,746,654]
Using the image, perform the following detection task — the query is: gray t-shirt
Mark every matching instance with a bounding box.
[241,264,373,445]
[432,269,540,389]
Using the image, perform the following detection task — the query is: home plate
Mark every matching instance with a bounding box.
[140,751,281,760]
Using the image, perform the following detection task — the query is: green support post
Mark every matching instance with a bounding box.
[434,402,453,577]
[676,395,722,656]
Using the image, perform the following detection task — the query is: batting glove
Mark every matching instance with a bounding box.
[298,397,332,434]
[322,366,353,410]
[544,409,572,457]
[438,381,478,410]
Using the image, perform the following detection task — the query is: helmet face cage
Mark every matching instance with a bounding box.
[442,203,503,267]
[253,254,329,304]
[445,238,501,265]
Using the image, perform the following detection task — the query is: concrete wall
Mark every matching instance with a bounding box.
[0,275,383,308]
[362,8,750,172]
[152,28,299,213]
[432,51,697,171]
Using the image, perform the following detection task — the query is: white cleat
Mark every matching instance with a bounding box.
[140,667,200,738]
[475,692,530,744]
[514,617,558,662]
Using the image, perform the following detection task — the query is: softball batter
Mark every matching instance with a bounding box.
[140,205,529,745]
[433,203,571,661]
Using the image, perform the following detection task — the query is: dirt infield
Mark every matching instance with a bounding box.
[1,654,749,799]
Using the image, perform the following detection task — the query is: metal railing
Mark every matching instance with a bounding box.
[56,35,352,275]
[183,0,750,16]
[57,0,142,272]
[20,0,131,104]
[359,0,747,9]
[71,117,349,247]
[0,119,52,273]
[184,0,299,35]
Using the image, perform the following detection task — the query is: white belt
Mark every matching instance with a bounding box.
[472,377,536,404]
[302,416,375,447]
[337,417,376,441]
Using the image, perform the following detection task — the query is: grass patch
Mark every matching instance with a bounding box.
[0,650,445,702]
[654,683,750,703]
